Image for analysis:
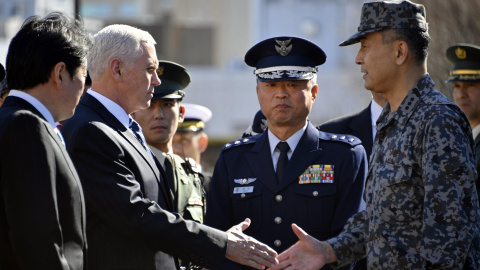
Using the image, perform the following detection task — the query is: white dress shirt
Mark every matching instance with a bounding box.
[268,122,308,171]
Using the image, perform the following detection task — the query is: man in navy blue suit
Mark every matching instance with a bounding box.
[205,36,368,269]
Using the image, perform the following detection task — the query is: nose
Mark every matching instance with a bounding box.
[355,49,363,65]
[275,83,288,99]
[154,106,165,119]
[152,72,161,86]
[453,85,467,101]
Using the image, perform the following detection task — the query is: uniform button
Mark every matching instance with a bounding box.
[274,217,282,224]
[313,191,318,197]
[275,195,283,202]
[274,240,281,247]
[241,193,246,198]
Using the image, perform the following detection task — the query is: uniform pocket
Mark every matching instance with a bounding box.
[293,184,337,232]
[376,163,421,223]
[230,184,263,232]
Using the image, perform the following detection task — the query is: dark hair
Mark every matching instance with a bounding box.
[381,28,430,64]
[6,12,91,90]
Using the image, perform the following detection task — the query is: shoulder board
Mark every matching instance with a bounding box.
[222,136,257,151]
[318,131,362,147]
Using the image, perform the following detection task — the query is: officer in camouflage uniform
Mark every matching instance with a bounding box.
[272,1,480,269]
[133,61,205,224]
[446,43,480,201]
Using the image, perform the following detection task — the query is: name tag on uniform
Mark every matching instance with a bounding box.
[233,186,254,194]
[298,164,334,184]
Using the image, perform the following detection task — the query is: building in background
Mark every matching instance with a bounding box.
[0,0,369,141]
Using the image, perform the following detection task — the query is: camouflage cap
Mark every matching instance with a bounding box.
[340,0,428,47]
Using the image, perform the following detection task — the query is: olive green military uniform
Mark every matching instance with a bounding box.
[151,148,205,223]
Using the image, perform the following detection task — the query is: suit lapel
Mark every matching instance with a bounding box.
[277,124,322,192]
[82,94,161,183]
[245,132,278,193]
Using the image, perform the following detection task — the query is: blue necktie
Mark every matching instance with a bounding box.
[276,141,290,183]
[129,118,149,151]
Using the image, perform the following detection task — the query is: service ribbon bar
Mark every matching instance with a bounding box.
[299,164,334,184]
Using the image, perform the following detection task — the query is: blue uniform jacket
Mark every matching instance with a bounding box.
[205,123,367,269]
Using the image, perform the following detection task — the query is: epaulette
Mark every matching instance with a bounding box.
[222,136,257,151]
[318,131,362,147]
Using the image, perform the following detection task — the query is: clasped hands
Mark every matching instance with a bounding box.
[225,219,335,270]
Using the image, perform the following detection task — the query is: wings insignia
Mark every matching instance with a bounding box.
[234,178,257,185]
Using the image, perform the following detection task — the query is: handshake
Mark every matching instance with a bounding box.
[225,219,335,270]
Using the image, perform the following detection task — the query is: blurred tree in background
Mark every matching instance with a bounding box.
[416,0,480,100]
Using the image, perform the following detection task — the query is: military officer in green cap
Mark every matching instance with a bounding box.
[447,43,480,198]
[133,60,206,225]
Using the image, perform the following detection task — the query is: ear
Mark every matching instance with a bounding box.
[310,84,318,102]
[110,58,123,81]
[395,40,408,65]
[198,133,209,153]
[178,105,185,123]
[53,62,67,90]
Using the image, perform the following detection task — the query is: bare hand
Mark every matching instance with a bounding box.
[268,224,335,270]
[226,218,279,269]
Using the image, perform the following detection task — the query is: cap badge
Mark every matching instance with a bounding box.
[275,39,292,56]
[156,66,165,76]
[456,47,467,60]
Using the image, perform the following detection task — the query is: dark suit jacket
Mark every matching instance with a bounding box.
[205,123,367,269]
[0,96,86,270]
[62,93,227,270]
[317,103,373,160]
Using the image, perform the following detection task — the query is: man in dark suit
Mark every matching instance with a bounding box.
[61,24,277,270]
[0,13,90,269]
[446,43,480,198]
[317,91,386,160]
[204,36,368,269]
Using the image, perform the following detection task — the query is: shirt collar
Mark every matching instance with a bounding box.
[377,74,435,130]
[370,98,384,127]
[472,124,480,140]
[87,89,130,129]
[9,90,56,129]
[268,122,308,156]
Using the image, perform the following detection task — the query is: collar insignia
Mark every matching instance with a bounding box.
[275,39,293,56]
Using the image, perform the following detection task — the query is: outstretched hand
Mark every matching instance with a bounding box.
[268,224,335,270]
[226,218,279,269]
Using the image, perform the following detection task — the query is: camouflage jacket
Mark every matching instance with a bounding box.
[328,74,480,269]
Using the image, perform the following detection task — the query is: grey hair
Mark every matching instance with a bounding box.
[88,24,156,80]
